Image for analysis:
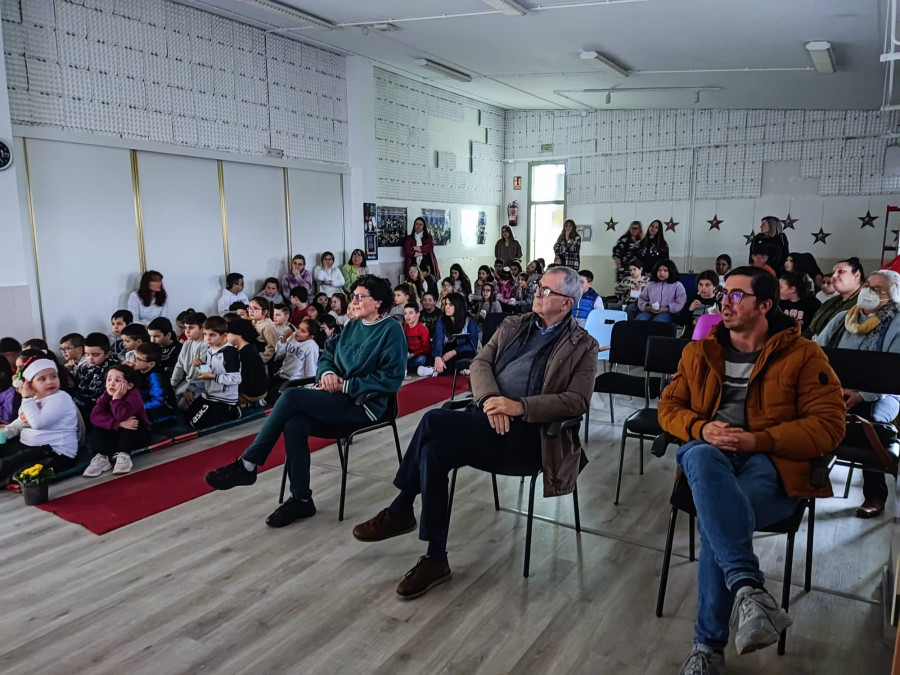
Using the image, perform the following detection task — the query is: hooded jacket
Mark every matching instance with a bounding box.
[749,219,789,272]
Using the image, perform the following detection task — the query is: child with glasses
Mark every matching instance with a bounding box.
[128,342,177,426]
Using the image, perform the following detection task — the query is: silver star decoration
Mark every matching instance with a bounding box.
[782,213,797,229]
[664,217,679,232]
[707,215,723,231]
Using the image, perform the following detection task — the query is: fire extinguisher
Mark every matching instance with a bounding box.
[507,201,518,227]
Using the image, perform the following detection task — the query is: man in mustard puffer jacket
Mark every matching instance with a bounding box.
[658,266,845,674]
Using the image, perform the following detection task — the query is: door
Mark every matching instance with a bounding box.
[528,162,566,264]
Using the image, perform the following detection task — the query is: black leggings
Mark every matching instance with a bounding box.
[89,424,151,457]
[185,397,238,429]
[0,439,76,482]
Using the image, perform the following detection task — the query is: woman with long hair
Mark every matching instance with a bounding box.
[417,293,479,377]
[613,220,643,282]
[405,264,427,300]
[495,225,523,266]
[403,217,441,278]
[128,270,168,322]
[553,219,581,269]
[448,263,473,297]
[342,248,369,295]
[639,220,669,271]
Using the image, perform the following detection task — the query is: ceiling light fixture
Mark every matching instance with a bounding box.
[482,0,528,16]
[243,0,336,30]
[805,41,836,73]
[372,23,400,32]
[414,58,473,82]
[693,90,700,104]
[605,92,611,105]
[579,50,630,78]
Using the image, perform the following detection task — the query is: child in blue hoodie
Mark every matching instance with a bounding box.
[127,342,176,425]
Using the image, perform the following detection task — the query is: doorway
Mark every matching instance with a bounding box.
[528,162,566,264]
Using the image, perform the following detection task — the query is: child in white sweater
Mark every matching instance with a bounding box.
[0,354,79,481]
[170,311,208,411]
[266,319,324,405]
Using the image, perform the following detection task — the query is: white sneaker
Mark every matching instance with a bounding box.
[83,453,112,477]
[416,366,435,377]
[731,585,793,655]
[112,452,133,475]
[680,645,724,675]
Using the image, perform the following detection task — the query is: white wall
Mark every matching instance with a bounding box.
[287,169,344,271]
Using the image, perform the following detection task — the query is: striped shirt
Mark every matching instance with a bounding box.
[713,347,760,429]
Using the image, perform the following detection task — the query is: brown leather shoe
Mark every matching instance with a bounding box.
[352,508,417,542]
[396,556,452,600]
[856,498,885,518]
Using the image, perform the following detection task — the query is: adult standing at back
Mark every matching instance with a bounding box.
[495,226,523,266]
[342,248,369,295]
[748,216,789,273]
[282,254,312,297]
[404,217,441,279]
[314,251,345,297]
[612,220,643,282]
[553,219,581,269]
[128,270,168,323]
[803,257,864,339]
[639,220,669,271]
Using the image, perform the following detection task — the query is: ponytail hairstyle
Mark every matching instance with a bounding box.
[301,319,326,349]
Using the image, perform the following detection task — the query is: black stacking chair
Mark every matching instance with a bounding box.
[277,378,402,521]
[614,336,690,504]
[655,472,814,655]
[442,398,582,578]
[448,331,480,400]
[587,321,676,436]
[481,312,507,347]
[823,348,900,496]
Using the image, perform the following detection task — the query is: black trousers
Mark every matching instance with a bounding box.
[89,424,150,457]
[393,407,542,546]
[185,396,238,429]
[0,439,76,481]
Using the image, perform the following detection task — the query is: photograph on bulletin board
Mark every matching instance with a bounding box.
[422,208,451,246]
[476,211,486,245]
[376,206,407,247]
[363,202,378,261]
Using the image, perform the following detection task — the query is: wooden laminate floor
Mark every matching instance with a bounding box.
[0,393,892,674]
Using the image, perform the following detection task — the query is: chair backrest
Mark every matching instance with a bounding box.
[823,347,900,395]
[585,309,628,361]
[645,336,691,375]
[608,320,677,367]
[481,312,507,347]
[383,392,400,421]
[691,313,723,340]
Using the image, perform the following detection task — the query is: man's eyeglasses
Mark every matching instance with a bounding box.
[350,293,372,301]
[59,346,75,353]
[132,355,150,364]
[536,284,571,300]
[715,289,757,305]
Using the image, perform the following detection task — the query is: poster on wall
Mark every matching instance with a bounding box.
[422,208,451,246]
[476,211,486,245]
[375,206,407,247]
[363,202,377,261]
[578,225,593,243]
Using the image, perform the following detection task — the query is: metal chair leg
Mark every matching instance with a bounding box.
[491,473,500,511]
[447,468,457,522]
[573,485,581,532]
[391,421,402,465]
[804,500,815,592]
[688,513,696,562]
[656,506,678,617]
[614,428,628,505]
[450,368,458,399]
[523,474,538,578]
[279,459,289,504]
[609,394,615,424]
[585,407,590,442]
[639,437,644,475]
[337,438,348,522]
[842,464,854,498]
[778,530,797,655]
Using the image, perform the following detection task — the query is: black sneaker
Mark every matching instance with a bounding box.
[266,496,317,527]
[205,459,257,490]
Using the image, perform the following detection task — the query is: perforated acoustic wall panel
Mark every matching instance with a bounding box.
[375,68,504,205]
[2,0,347,165]
[505,109,900,204]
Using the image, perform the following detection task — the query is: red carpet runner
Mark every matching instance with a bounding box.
[39,377,468,535]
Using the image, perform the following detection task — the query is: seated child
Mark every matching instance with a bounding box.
[495,269,517,309]
[515,273,533,308]
[128,342,177,425]
[0,355,78,481]
[313,292,330,315]
[121,323,149,363]
[267,319,323,404]
[109,309,133,361]
[185,316,242,429]
[85,365,151,477]
[249,298,278,365]
[19,342,73,391]
[218,272,250,315]
[475,283,502,321]
[329,293,350,327]
[175,308,194,343]
[170,311,208,411]
[305,304,321,323]
[225,318,268,407]
[686,270,719,324]
[0,357,20,424]
[289,287,311,327]
[272,303,293,363]
[403,304,431,376]
[572,270,605,327]
[72,332,117,421]
[148,317,182,376]
[230,302,250,320]
[615,258,650,307]
[391,285,411,322]
[59,333,86,372]
[751,251,776,277]
[419,292,441,338]
[1,336,22,370]
[319,313,341,341]
[256,277,284,305]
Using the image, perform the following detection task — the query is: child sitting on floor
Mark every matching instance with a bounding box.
[59,333,86,372]
[128,342,177,426]
[272,303,293,363]
[230,302,250,320]
[391,285,411,322]
[171,311,207,411]
[289,287,311,327]
[225,318,269,407]
[249,298,278,365]
[148,317,182,376]
[329,293,350,327]
[72,332,117,422]
[218,272,250,315]
[256,277,285,305]
[267,319,323,405]
[84,365,151,477]
[403,303,431,377]
[109,309,133,361]
[0,354,79,482]
[121,323,149,363]
[185,316,242,429]
[0,357,20,424]
[175,308,194,343]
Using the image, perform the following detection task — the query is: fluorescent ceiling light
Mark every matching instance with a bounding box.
[483,0,528,16]
[243,0,335,30]
[805,41,836,73]
[579,50,629,78]
[414,58,473,82]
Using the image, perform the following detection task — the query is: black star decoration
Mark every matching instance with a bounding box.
[891,229,899,244]
[605,217,618,231]
[811,226,831,245]
[858,210,878,229]
[743,229,756,245]
[782,213,798,229]
[707,215,723,231]
[664,217,678,232]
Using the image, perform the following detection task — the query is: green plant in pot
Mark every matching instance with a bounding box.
[16,463,54,506]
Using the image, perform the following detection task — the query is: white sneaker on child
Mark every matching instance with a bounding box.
[112,452,133,475]
[416,366,435,377]
[83,453,112,477]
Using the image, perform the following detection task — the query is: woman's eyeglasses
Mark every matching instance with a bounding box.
[350,293,371,301]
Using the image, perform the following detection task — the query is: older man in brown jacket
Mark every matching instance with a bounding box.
[353,266,598,600]
[659,266,845,675]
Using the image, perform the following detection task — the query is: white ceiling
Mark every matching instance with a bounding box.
[180,0,887,110]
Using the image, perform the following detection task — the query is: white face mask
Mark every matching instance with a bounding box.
[856,288,883,312]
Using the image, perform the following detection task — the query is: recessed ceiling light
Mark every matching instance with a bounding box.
[414,58,473,83]
[805,41,836,73]
[243,0,335,30]
[483,0,528,16]
[579,50,629,78]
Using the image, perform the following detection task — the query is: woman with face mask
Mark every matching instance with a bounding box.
[814,269,900,519]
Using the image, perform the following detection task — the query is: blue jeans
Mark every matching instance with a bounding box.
[676,441,799,651]
[635,311,673,322]
[407,354,428,375]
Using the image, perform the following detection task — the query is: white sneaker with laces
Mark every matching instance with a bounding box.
[416,366,435,377]
[680,645,724,675]
[731,585,792,654]
[112,452,133,475]
[83,453,112,477]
